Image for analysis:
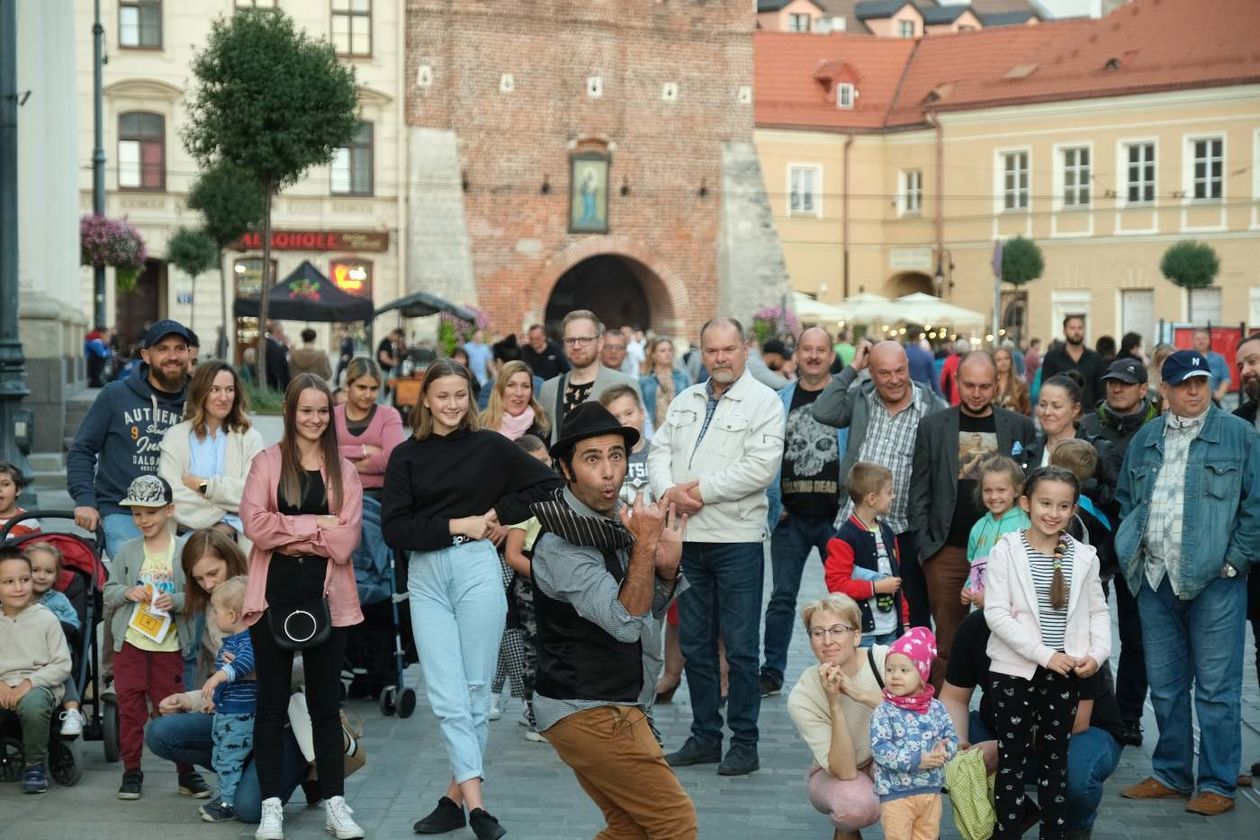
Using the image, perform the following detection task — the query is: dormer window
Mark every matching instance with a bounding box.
[836,83,854,109]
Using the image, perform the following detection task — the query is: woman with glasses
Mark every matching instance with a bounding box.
[787,594,889,840]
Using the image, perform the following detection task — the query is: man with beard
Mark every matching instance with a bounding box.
[1078,356,1161,746]
[539,311,641,443]
[1233,332,1260,783]
[68,320,191,557]
[649,318,784,776]
[1040,314,1105,408]
[760,328,845,698]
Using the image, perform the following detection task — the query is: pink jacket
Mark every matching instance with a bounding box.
[983,531,1111,680]
[240,445,364,628]
[333,404,407,490]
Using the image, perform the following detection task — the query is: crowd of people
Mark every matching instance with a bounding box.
[1,309,1257,840]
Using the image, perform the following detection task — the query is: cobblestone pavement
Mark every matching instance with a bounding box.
[2,534,1257,839]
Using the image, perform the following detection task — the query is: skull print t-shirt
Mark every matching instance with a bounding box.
[780,385,839,520]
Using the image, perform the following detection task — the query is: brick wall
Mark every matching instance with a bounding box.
[405,0,776,344]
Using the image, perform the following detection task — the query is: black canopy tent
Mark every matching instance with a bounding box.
[373,290,477,322]
[233,260,374,323]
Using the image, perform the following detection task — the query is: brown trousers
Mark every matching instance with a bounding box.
[923,544,970,692]
[544,705,698,840]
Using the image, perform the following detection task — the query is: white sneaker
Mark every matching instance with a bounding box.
[524,726,545,743]
[489,699,502,721]
[59,709,86,737]
[256,797,285,840]
[324,795,365,839]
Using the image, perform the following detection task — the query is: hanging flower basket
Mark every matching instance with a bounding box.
[80,214,148,292]
[751,305,800,346]
[438,306,491,357]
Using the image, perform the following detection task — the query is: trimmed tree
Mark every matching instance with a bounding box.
[1000,235,1044,287]
[187,159,266,358]
[182,7,358,388]
[166,227,219,334]
[1160,240,1220,290]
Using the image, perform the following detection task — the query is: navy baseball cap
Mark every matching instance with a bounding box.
[143,319,192,349]
[1102,357,1147,385]
[1161,350,1213,386]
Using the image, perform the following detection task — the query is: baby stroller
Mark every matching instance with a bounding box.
[0,511,113,786]
[343,495,418,718]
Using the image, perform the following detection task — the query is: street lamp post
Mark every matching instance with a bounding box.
[0,0,32,478]
[92,0,106,328]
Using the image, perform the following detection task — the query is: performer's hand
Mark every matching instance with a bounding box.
[619,491,666,546]
[654,503,686,579]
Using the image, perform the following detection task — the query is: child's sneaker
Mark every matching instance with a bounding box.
[256,797,285,840]
[59,708,86,737]
[178,770,212,798]
[117,769,143,800]
[22,763,48,794]
[324,795,365,839]
[200,800,237,822]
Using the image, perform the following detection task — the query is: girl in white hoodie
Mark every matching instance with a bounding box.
[983,466,1111,840]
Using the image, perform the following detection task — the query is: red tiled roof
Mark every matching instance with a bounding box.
[755,0,1260,132]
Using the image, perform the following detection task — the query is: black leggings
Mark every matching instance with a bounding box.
[250,621,347,800]
[992,668,1079,840]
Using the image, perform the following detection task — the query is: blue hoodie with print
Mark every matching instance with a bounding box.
[67,365,187,517]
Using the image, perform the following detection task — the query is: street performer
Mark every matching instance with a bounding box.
[530,402,698,839]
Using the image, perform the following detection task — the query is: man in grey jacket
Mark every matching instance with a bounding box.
[539,310,642,443]
[812,339,946,626]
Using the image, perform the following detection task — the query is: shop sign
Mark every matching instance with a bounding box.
[233,230,389,252]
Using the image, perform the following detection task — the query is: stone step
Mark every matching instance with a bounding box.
[27,452,64,472]
[62,386,99,451]
[28,469,66,490]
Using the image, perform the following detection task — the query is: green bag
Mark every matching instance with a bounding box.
[945,747,996,840]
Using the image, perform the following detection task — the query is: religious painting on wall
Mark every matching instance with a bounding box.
[569,151,610,234]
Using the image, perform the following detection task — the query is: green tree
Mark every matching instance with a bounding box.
[1001,235,1045,286]
[1160,240,1220,290]
[182,7,358,387]
[187,159,266,357]
[166,227,219,334]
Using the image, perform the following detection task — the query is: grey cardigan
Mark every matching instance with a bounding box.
[811,365,946,496]
[538,365,643,444]
[906,406,1036,562]
[102,532,193,654]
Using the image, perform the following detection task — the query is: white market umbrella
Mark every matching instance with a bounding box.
[893,292,987,329]
[792,291,850,324]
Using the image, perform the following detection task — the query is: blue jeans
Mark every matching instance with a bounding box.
[212,712,255,804]
[408,539,506,784]
[969,711,1121,831]
[762,514,834,680]
[858,630,900,648]
[677,541,764,748]
[353,495,392,606]
[145,711,307,823]
[102,512,141,559]
[1137,575,1246,797]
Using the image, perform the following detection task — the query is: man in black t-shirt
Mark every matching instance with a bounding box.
[941,610,1124,836]
[907,352,1035,689]
[1040,314,1106,408]
[521,323,570,380]
[759,328,840,697]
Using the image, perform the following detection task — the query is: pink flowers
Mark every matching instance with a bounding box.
[80,215,148,290]
[752,305,800,344]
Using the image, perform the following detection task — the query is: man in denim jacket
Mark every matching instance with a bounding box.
[1115,349,1260,817]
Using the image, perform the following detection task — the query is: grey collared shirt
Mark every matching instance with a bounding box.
[1143,411,1205,595]
[531,488,684,732]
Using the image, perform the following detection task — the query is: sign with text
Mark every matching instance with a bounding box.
[232,230,389,253]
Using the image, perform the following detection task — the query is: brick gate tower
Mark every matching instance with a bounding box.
[404,0,788,342]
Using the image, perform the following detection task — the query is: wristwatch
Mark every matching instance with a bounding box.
[1222,562,1239,579]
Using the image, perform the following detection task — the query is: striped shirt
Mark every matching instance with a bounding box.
[837,387,929,533]
[1021,534,1073,653]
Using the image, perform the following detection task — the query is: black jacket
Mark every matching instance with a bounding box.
[1015,428,1121,508]
[908,406,1037,561]
[1040,345,1105,409]
[1077,398,1160,460]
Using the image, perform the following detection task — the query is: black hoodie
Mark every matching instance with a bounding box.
[67,365,187,516]
[1077,397,1160,460]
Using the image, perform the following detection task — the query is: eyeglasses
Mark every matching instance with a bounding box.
[809,625,856,640]
[563,336,598,347]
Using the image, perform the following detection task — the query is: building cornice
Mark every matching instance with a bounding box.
[103,78,183,102]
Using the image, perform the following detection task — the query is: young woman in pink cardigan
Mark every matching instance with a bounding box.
[333,357,407,499]
[241,373,365,840]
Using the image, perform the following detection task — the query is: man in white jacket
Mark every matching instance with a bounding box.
[648,318,785,777]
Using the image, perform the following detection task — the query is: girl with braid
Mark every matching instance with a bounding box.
[982,467,1111,840]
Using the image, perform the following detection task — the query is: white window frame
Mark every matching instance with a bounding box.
[788,164,823,218]
[1184,133,1225,203]
[996,148,1030,214]
[898,169,922,217]
[788,12,811,32]
[898,19,915,38]
[1055,143,1092,210]
[835,83,854,109]
[1119,139,1157,207]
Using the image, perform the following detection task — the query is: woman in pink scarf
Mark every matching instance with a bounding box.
[479,360,551,442]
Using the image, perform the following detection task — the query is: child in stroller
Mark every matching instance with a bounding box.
[24,542,88,736]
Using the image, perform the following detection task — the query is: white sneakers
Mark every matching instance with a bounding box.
[59,708,86,737]
[324,796,365,839]
[488,699,502,721]
[256,797,285,840]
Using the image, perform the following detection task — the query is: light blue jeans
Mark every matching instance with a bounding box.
[1138,575,1246,798]
[102,512,142,560]
[408,540,506,784]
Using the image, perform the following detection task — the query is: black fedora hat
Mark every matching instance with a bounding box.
[550,402,641,461]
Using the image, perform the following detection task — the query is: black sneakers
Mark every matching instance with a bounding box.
[759,671,783,698]
[718,743,760,776]
[665,737,722,768]
[178,771,212,798]
[469,808,507,840]
[199,800,237,822]
[413,796,466,834]
[117,769,144,800]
